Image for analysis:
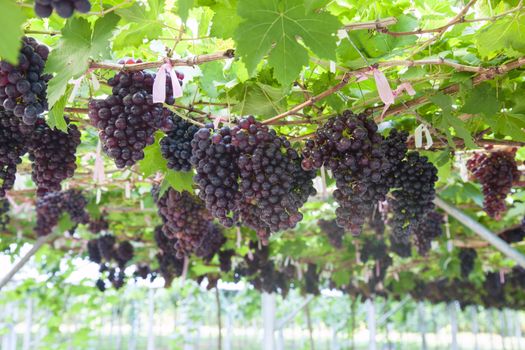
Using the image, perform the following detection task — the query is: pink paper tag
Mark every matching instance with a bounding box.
[153,61,183,104]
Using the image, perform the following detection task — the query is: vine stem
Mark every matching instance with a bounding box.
[265,56,525,125]
[89,50,235,71]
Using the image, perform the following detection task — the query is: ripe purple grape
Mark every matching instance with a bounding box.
[33,0,91,18]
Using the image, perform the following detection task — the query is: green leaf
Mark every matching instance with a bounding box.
[114,0,164,50]
[484,113,525,142]
[304,0,330,12]
[178,0,195,22]
[229,81,287,117]
[0,0,25,63]
[461,83,500,116]
[45,14,120,110]
[430,93,476,149]
[476,14,525,58]
[164,170,194,193]
[47,85,73,131]
[210,1,242,39]
[234,0,341,86]
[139,133,167,177]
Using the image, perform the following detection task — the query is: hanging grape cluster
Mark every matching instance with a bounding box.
[191,116,316,243]
[388,152,438,257]
[35,190,90,236]
[34,0,91,18]
[0,198,9,231]
[304,263,320,295]
[88,212,109,234]
[411,211,444,256]
[459,248,477,279]
[160,113,199,171]
[302,111,392,234]
[0,108,33,198]
[88,60,183,168]
[0,37,50,125]
[195,224,226,262]
[499,217,525,243]
[154,225,185,285]
[234,241,293,296]
[218,249,235,272]
[27,119,81,196]
[318,219,344,249]
[154,187,216,258]
[467,149,520,219]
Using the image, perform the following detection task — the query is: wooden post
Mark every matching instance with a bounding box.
[147,288,155,350]
[470,306,479,350]
[500,309,507,350]
[366,299,377,350]
[22,298,33,350]
[262,293,276,350]
[489,309,495,350]
[216,288,222,350]
[515,311,523,349]
[350,298,356,350]
[129,301,138,350]
[418,302,427,350]
[449,302,458,350]
[304,303,315,350]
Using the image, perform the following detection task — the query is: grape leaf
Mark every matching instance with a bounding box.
[114,0,164,50]
[164,170,194,193]
[210,1,241,39]
[0,0,25,63]
[178,0,195,22]
[47,85,72,132]
[476,14,525,58]
[229,81,288,117]
[484,113,525,142]
[461,83,500,116]
[234,0,341,86]
[429,93,476,149]
[139,133,168,177]
[304,0,330,12]
[45,14,120,112]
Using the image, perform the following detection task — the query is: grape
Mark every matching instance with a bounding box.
[0,108,32,198]
[302,111,390,234]
[499,217,525,243]
[97,234,116,261]
[154,187,214,258]
[304,263,320,295]
[35,190,90,236]
[134,264,151,280]
[191,116,316,242]
[0,37,50,125]
[318,219,344,249]
[195,224,226,262]
[33,0,91,18]
[154,225,185,284]
[27,118,81,196]
[459,248,477,279]
[87,239,102,264]
[88,63,181,168]
[360,236,388,263]
[0,198,9,231]
[218,249,235,272]
[411,211,444,256]
[88,212,109,234]
[115,241,134,268]
[467,149,520,219]
[388,152,438,257]
[95,278,106,292]
[160,113,199,171]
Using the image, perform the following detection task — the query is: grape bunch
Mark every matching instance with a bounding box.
[160,113,199,171]
[0,199,9,231]
[27,119,81,196]
[499,217,525,243]
[191,116,316,242]
[195,224,226,262]
[467,149,520,219]
[411,211,443,256]
[388,152,438,256]
[35,189,90,236]
[34,0,91,18]
[302,111,391,234]
[88,212,109,234]
[88,61,183,168]
[360,236,389,263]
[154,225,185,285]
[459,248,477,279]
[318,219,344,249]
[218,249,235,272]
[304,263,320,295]
[0,37,50,125]
[154,187,214,258]
[0,108,33,198]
